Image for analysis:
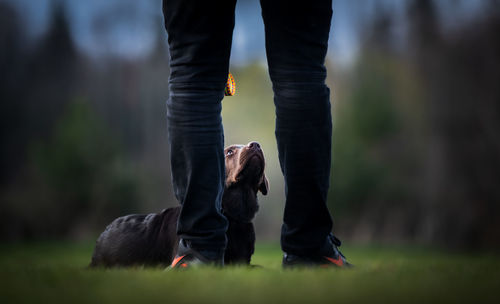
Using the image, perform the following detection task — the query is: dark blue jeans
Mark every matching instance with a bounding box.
[163,0,335,257]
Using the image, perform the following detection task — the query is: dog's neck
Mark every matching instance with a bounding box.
[221,184,259,223]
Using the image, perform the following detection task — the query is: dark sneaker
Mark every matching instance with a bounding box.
[170,239,224,269]
[282,234,352,268]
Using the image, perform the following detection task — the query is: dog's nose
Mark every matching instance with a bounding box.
[248,141,261,150]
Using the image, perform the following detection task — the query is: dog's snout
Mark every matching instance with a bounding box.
[248,141,261,150]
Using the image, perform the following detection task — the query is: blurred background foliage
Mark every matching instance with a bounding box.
[0,0,499,251]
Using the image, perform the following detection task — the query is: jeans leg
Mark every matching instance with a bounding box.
[260,0,335,256]
[162,0,236,252]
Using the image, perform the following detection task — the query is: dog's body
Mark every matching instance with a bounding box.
[90,142,267,267]
[90,207,180,267]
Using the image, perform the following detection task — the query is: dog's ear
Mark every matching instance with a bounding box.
[258,174,269,195]
[225,159,239,188]
[226,171,238,188]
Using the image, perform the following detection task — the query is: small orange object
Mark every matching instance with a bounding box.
[324,256,344,267]
[171,255,185,268]
[225,72,236,96]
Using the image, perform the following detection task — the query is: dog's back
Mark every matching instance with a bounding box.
[90,207,180,267]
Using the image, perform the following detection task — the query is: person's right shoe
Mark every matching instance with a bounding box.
[170,239,224,269]
[282,234,352,268]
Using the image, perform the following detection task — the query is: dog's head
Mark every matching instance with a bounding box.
[222,141,269,222]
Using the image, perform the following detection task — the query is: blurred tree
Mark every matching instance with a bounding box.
[329,8,409,239]
[32,100,115,230]
[0,1,162,239]
[409,0,500,249]
[0,3,26,183]
[330,0,500,249]
[2,100,140,239]
[25,0,78,140]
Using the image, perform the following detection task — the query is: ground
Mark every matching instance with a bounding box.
[0,242,498,303]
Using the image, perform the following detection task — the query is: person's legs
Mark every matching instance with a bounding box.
[260,0,337,258]
[163,0,236,259]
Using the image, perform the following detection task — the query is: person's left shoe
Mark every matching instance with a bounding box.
[282,234,352,268]
[170,239,224,269]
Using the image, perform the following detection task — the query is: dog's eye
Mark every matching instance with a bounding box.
[226,150,234,157]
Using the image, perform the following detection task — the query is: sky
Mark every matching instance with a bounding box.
[2,0,486,66]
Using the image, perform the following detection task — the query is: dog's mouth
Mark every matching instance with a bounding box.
[238,151,264,180]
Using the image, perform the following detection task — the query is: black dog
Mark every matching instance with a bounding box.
[90,142,268,267]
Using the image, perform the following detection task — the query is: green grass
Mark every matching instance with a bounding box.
[0,242,498,304]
